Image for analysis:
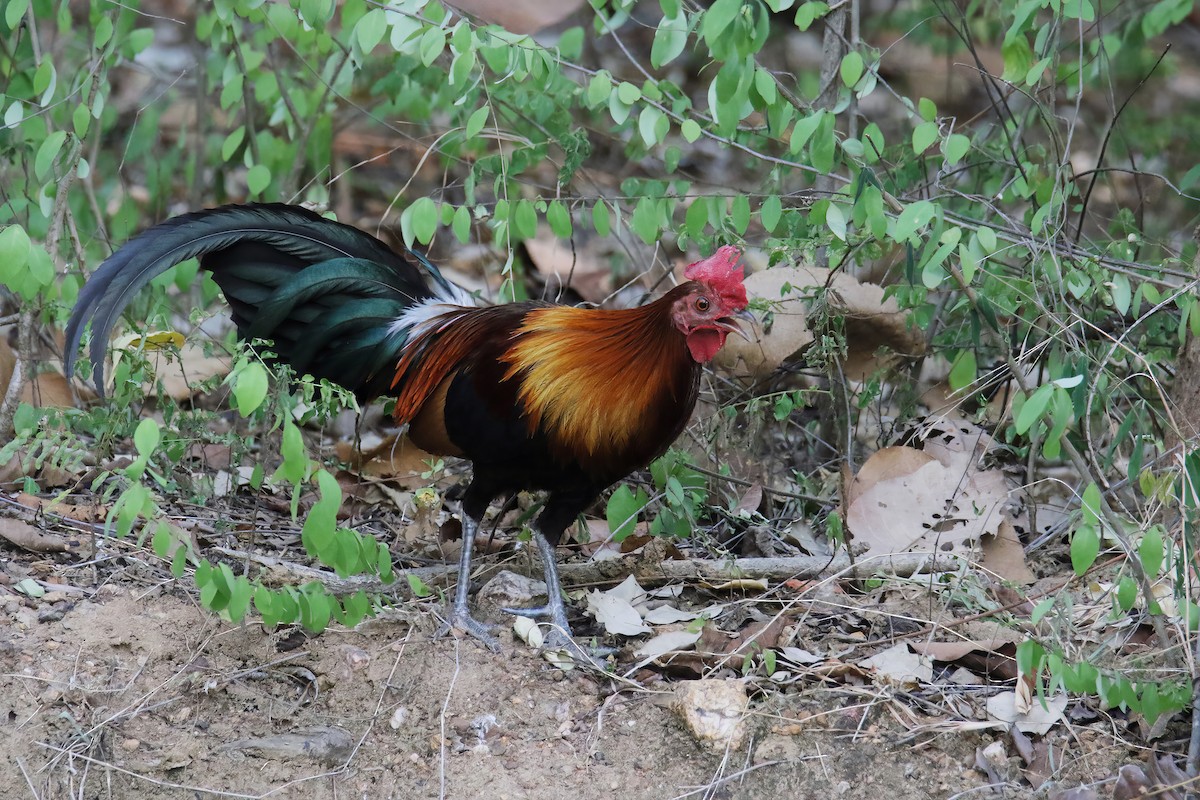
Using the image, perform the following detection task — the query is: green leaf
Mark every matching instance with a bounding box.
[607,484,649,541]
[72,105,90,137]
[33,60,56,102]
[825,202,846,241]
[465,106,488,139]
[452,204,472,243]
[685,197,709,237]
[277,421,309,485]
[617,81,641,104]
[1070,524,1100,575]
[34,130,67,180]
[547,201,572,238]
[0,225,32,285]
[977,226,997,252]
[5,0,29,29]
[948,350,976,392]
[557,26,583,59]
[754,67,778,104]
[355,8,387,53]
[1026,56,1051,86]
[419,26,446,67]
[912,121,938,154]
[730,194,751,234]
[651,12,689,69]
[586,71,612,109]
[1139,527,1164,578]
[299,0,334,26]
[760,194,782,233]
[892,199,934,241]
[1014,383,1053,435]
[1042,385,1073,460]
[1081,481,1102,528]
[702,0,740,44]
[789,110,823,154]
[4,101,23,129]
[631,197,659,245]
[221,127,245,161]
[246,164,271,196]
[638,106,666,146]
[233,362,269,416]
[302,470,341,556]
[512,199,537,241]
[681,118,702,143]
[592,201,611,236]
[917,96,937,121]
[794,1,828,30]
[95,15,114,48]
[840,51,863,88]
[821,114,849,166]
[406,573,432,597]
[1116,576,1136,611]
[943,133,970,165]
[134,418,161,456]
[410,197,438,244]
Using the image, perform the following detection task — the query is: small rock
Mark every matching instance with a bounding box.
[37,604,65,623]
[673,679,750,752]
[389,707,410,730]
[475,570,546,621]
[120,738,140,751]
[341,645,370,672]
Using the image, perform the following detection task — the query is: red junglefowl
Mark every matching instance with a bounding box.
[65,203,750,654]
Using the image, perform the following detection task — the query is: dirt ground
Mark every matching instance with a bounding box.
[0,582,1018,800]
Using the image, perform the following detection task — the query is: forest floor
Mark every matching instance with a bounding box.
[0,506,1159,799]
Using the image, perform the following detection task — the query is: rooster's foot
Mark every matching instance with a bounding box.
[501,603,614,668]
[435,610,500,652]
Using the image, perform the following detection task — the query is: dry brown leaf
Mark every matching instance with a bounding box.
[149,342,231,400]
[0,339,77,420]
[523,231,611,304]
[446,0,587,34]
[981,519,1035,584]
[860,642,933,688]
[986,691,1067,735]
[15,492,107,523]
[714,266,816,379]
[715,264,923,381]
[733,483,763,517]
[0,449,83,489]
[845,444,1010,557]
[912,638,1016,662]
[0,518,84,554]
[337,436,446,490]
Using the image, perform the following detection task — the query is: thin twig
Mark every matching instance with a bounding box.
[439,638,461,800]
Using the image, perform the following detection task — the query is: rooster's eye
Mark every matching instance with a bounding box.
[695,296,711,312]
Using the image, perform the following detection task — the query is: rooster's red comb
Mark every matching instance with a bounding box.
[685,245,747,309]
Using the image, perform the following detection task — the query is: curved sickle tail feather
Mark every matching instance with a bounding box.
[65,203,472,400]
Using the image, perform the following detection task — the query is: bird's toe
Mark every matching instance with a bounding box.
[436,611,501,652]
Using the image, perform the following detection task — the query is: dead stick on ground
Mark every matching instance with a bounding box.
[210,546,959,597]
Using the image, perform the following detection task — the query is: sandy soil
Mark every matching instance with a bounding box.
[0,584,1003,800]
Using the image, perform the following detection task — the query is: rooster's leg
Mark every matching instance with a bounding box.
[503,535,613,666]
[436,515,500,652]
[503,533,573,638]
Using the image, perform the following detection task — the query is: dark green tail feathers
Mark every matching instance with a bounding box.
[65,203,469,401]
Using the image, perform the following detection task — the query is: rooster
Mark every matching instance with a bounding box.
[66,204,750,653]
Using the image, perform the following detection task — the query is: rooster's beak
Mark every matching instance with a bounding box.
[716,308,756,342]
